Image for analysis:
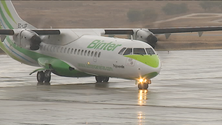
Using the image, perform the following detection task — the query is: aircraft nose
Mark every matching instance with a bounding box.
[136,55,161,79]
[142,55,161,78]
[125,54,161,78]
[141,55,160,68]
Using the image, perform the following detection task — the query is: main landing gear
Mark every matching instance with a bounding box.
[37,70,51,85]
[137,78,151,90]
[95,76,109,83]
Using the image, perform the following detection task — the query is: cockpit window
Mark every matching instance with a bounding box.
[133,48,146,55]
[146,48,155,55]
[118,47,126,55]
[123,48,132,55]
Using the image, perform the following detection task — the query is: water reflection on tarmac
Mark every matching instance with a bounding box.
[0,50,222,125]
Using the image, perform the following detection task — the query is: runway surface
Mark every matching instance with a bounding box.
[0,50,222,125]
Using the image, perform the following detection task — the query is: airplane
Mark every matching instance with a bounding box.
[1,0,222,90]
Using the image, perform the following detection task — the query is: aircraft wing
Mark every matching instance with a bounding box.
[104,26,222,48]
[1,27,222,49]
[104,26,222,35]
[1,26,222,35]
[148,26,222,34]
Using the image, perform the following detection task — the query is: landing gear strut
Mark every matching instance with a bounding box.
[137,78,151,90]
[95,76,109,83]
[37,70,51,85]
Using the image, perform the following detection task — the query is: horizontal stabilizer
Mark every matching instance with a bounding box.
[0,29,60,35]
[0,29,14,35]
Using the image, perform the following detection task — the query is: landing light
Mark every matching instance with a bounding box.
[139,79,143,83]
[137,77,151,84]
[138,77,147,84]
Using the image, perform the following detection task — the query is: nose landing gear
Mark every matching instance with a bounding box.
[95,76,109,83]
[137,78,151,90]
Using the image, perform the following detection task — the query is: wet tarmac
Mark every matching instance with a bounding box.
[0,50,222,125]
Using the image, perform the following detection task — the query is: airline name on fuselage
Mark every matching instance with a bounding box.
[87,40,122,51]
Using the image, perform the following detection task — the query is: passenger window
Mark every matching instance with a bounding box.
[60,47,63,53]
[133,48,146,55]
[88,51,91,56]
[146,48,155,55]
[81,50,84,55]
[67,48,70,54]
[98,52,101,57]
[118,47,126,55]
[123,48,132,55]
[71,48,74,54]
[91,51,94,57]
[94,52,97,57]
[74,49,77,54]
[77,49,80,55]
[64,48,67,53]
[84,50,87,56]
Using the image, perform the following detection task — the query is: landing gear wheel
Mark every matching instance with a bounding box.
[37,71,45,83]
[95,76,103,82]
[95,76,109,83]
[36,70,51,85]
[103,77,109,82]
[44,70,51,83]
[138,83,149,90]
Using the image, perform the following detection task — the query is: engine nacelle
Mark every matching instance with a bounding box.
[13,29,41,50]
[133,29,157,48]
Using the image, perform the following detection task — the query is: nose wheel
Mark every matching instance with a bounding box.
[37,70,51,85]
[137,78,151,90]
[138,83,149,90]
[95,76,109,83]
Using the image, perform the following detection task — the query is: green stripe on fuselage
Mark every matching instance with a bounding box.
[4,37,90,77]
[124,55,159,68]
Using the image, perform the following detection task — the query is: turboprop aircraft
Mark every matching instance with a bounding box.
[1,1,222,90]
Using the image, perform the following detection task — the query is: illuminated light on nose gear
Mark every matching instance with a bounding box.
[139,78,143,83]
[137,78,151,90]
[137,77,150,84]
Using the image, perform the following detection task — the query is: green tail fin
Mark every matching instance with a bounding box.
[0,0,35,29]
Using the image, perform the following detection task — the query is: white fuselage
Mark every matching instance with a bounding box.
[2,29,161,80]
